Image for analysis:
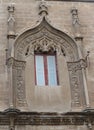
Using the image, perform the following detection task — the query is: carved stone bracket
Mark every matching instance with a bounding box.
[67,59,87,71]
[4,108,20,130]
[7,57,26,69]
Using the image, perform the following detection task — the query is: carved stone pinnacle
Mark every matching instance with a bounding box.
[71,7,83,38]
[39,1,48,17]
[71,7,78,16]
[8,3,15,13]
[7,3,16,39]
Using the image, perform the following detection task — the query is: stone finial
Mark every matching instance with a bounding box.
[8,3,15,13]
[71,7,79,25]
[39,1,48,17]
[71,7,82,38]
[85,51,90,67]
[7,3,16,39]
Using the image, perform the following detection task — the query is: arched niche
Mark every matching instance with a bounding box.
[12,18,86,111]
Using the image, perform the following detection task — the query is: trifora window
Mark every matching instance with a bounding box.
[34,52,58,86]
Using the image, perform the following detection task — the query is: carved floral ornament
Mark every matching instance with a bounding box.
[6,0,90,110]
[14,18,79,62]
[13,1,79,61]
[12,15,88,109]
[7,57,26,69]
[67,59,87,71]
[13,17,87,108]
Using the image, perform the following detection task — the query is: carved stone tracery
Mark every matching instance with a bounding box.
[67,59,87,71]
[67,59,87,108]
[13,18,86,109]
[24,36,66,57]
[14,21,78,62]
[1,110,94,125]
[7,58,27,107]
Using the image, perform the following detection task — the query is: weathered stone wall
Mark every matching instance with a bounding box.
[0,0,94,111]
[0,125,90,130]
[15,125,88,130]
[0,126,9,130]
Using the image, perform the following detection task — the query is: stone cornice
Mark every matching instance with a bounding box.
[45,0,94,2]
[0,109,94,125]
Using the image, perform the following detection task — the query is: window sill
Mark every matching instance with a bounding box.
[35,85,61,88]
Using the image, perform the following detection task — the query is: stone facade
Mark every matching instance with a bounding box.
[0,0,94,130]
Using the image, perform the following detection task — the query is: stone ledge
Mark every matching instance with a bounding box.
[45,0,94,2]
[0,109,94,125]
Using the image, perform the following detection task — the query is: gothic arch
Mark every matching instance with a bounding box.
[14,17,79,62]
[10,17,87,111]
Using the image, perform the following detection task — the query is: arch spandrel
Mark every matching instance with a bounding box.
[14,18,79,62]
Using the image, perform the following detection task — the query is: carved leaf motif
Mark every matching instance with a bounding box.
[67,60,85,107]
[15,27,76,61]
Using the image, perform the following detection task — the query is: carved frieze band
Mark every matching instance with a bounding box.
[7,58,26,107]
[67,59,87,71]
[67,59,87,107]
[14,18,85,109]
[16,67,26,106]
[7,57,26,69]
[0,111,94,125]
[15,27,78,61]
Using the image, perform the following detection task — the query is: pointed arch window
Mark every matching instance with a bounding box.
[34,52,58,86]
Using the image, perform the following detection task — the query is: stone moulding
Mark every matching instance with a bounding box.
[7,57,27,107]
[67,59,87,108]
[14,17,78,61]
[7,57,26,69]
[12,17,88,109]
[45,0,94,2]
[67,59,87,71]
[0,111,94,125]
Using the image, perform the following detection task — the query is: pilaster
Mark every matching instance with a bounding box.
[71,7,90,109]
